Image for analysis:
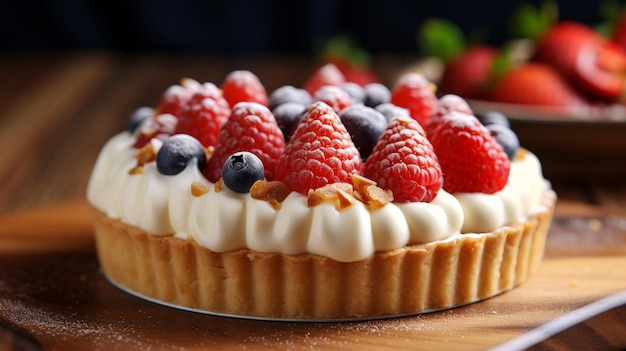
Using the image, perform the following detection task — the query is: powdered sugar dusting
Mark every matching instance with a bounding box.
[233,101,270,116]
[0,294,229,350]
[441,111,481,129]
[234,317,435,349]
[0,292,435,350]
[1,296,141,350]
[0,258,494,351]
[228,70,259,87]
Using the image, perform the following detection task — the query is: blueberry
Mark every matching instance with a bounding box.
[268,85,312,110]
[127,106,154,133]
[375,103,411,123]
[272,102,307,142]
[341,82,366,104]
[339,104,387,160]
[363,83,391,107]
[478,111,511,128]
[156,134,207,175]
[486,124,520,160]
[221,152,265,193]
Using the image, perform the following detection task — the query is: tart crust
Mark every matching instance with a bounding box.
[93,189,556,320]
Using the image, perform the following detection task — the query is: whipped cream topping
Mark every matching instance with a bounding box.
[87,132,548,262]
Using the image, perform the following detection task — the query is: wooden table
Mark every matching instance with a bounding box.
[1,52,625,350]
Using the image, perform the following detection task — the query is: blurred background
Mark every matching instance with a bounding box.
[1,0,624,216]
[0,0,607,55]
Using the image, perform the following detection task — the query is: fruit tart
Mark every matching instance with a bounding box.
[88,67,555,320]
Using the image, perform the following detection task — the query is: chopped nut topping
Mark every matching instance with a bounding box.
[351,174,376,193]
[136,143,157,165]
[305,175,394,210]
[316,183,353,198]
[307,189,323,207]
[128,166,144,175]
[515,147,527,161]
[363,185,393,206]
[250,180,291,210]
[128,142,157,175]
[191,181,209,197]
[353,190,366,203]
[205,146,214,159]
[351,174,393,207]
[215,178,223,193]
[307,183,356,210]
[336,188,355,209]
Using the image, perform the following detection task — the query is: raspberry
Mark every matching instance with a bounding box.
[220,70,269,108]
[363,117,442,203]
[390,72,438,127]
[175,82,231,148]
[274,101,363,194]
[429,111,510,194]
[156,78,203,117]
[302,63,346,96]
[313,85,354,113]
[425,94,474,136]
[205,102,285,182]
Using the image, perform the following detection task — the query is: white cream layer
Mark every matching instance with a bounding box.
[87,132,548,262]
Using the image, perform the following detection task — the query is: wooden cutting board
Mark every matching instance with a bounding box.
[1,200,625,351]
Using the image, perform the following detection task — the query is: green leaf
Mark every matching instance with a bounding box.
[317,33,371,67]
[596,0,625,37]
[418,18,466,61]
[508,1,559,40]
[598,0,622,23]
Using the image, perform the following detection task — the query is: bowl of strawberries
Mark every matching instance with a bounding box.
[425,5,626,180]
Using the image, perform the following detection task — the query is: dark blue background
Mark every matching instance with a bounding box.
[0,0,606,54]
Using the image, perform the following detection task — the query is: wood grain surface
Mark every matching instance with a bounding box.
[1,201,625,351]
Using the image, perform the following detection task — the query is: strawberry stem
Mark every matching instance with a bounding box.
[596,0,626,37]
[508,0,559,40]
[315,33,371,68]
[418,18,466,61]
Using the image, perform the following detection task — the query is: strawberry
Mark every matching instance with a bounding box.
[334,60,380,87]
[429,111,510,194]
[302,63,346,96]
[313,85,354,113]
[612,11,626,53]
[534,21,626,102]
[389,72,438,127]
[315,34,379,86]
[155,78,203,117]
[363,117,442,203]
[490,62,588,108]
[438,45,499,100]
[418,18,499,100]
[174,82,231,148]
[274,101,362,194]
[204,102,285,182]
[425,94,474,137]
[220,70,269,107]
